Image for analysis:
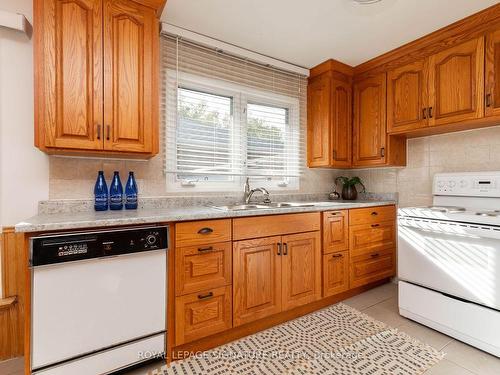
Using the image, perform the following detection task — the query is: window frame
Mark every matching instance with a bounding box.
[165,70,300,193]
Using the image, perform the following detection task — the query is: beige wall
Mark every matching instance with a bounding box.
[347,125,500,208]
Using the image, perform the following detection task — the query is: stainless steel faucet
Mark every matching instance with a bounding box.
[244,178,271,204]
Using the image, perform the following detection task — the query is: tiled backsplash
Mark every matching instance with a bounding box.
[347,125,500,208]
[48,125,500,209]
[48,154,338,199]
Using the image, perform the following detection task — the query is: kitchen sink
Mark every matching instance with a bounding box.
[211,204,271,211]
[211,202,317,211]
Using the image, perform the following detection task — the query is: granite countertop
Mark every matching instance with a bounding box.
[15,200,396,233]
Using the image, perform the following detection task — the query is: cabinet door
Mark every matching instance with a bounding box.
[428,37,484,126]
[322,210,349,254]
[331,79,352,167]
[323,252,349,298]
[349,222,396,258]
[37,0,103,150]
[387,59,428,133]
[350,249,395,289]
[486,29,500,117]
[353,73,387,166]
[103,0,158,153]
[307,73,332,167]
[175,286,232,346]
[281,232,321,311]
[233,236,282,326]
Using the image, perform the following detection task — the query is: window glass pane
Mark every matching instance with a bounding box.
[246,103,288,175]
[177,88,233,181]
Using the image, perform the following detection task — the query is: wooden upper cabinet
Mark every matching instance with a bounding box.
[307,73,332,167]
[486,29,500,117]
[353,73,387,166]
[307,60,353,169]
[233,236,282,327]
[281,232,321,311]
[331,80,352,167]
[428,37,484,126]
[103,0,158,153]
[34,0,162,157]
[387,59,429,133]
[35,0,103,150]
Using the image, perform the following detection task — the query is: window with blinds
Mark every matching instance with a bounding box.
[162,35,307,191]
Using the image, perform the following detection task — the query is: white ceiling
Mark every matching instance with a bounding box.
[162,0,499,68]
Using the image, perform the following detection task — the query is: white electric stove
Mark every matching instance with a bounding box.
[398,171,500,357]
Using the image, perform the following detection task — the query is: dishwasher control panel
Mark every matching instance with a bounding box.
[30,226,169,267]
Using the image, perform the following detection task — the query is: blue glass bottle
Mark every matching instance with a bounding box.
[109,171,123,210]
[125,172,138,210]
[94,171,108,211]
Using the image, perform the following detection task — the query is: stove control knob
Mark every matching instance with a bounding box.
[146,234,157,245]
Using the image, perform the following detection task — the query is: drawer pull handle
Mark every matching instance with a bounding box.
[332,253,343,258]
[198,292,214,300]
[198,246,214,252]
[198,227,214,235]
[277,242,282,256]
[371,253,380,258]
[371,224,380,228]
[283,242,288,255]
[329,212,340,216]
[486,93,492,108]
[371,212,378,216]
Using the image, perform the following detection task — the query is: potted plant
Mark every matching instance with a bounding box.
[335,176,366,200]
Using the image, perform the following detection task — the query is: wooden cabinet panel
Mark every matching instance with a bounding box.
[486,29,500,117]
[353,73,387,166]
[175,242,232,296]
[428,37,484,126]
[350,249,395,288]
[281,232,321,311]
[349,222,396,258]
[349,205,396,226]
[232,213,320,241]
[103,0,158,153]
[307,73,332,167]
[175,286,232,345]
[233,236,282,326]
[323,251,349,298]
[332,79,352,167]
[36,0,103,150]
[175,219,231,247]
[322,210,349,254]
[387,59,428,133]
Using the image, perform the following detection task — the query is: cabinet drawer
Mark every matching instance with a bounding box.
[350,249,395,288]
[349,221,395,257]
[175,242,232,296]
[175,286,232,346]
[176,219,231,247]
[349,205,396,226]
[323,251,349,298]
[322,210,349,254]
[233,212,320,241]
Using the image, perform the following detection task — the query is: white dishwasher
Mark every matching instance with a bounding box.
[30,226,169,375]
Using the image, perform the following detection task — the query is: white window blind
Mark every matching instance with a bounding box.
[161,35,307,189]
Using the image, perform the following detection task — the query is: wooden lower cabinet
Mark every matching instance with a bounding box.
[281,232,321,311]
[350,249,395,289]
[175,242,232,296]
[323,251,349,297]
[233,236,282,327]
[322,210,349,254]
[233,231,321,326]
[175,286,232,346]
[349,221,396,258]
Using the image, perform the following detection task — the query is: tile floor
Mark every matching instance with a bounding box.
[2,282,499,375]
